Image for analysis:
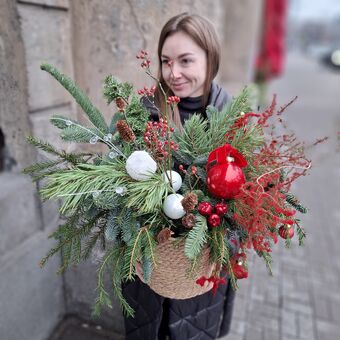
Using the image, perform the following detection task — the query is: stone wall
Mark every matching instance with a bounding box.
[0,1,263,339]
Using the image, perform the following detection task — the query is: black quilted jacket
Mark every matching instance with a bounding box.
[122,83,236,340]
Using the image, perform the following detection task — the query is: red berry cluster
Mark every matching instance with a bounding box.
[232,172,297,253]
[143,118,179,161]
[196,275,226,295]
[137,85,156,97]
[136,50,151,68]
[197,201,228,228]
[166,96,180,105]
[178,164,197,175]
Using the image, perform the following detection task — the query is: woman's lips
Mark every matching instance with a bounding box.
[172,82,187,90]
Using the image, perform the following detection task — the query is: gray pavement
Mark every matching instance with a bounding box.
[224,52,340,340]
[50,52,340,340]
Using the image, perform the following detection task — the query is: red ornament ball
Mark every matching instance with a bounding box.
[233,262,248,279]
[215,202,228,216]
[198,202,213,216]
[278,225,294,239]
[208,214,221,228]
[206,144,247,199]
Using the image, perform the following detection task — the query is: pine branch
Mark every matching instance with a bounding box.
[40,63,108,133]
[104,209,121,241]
[296,221,306,246]
[184,215,208,260]
[23,159,64,176]
[126,174,170,213]
[223,244,238,290]
[40,163,128,213]
[284,192,308,213]
[26,135,61,157]
[176,114,209,159]
[125,227,145,280]
[257,250,273,275]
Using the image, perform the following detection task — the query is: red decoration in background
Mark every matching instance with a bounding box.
[206,144,248,199]
[255,0,287,81]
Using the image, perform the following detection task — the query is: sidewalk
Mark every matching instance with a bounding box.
[225,52,340,340]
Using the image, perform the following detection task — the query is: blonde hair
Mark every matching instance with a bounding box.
[154,13,221,128]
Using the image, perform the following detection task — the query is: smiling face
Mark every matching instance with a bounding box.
[160,31,207,98]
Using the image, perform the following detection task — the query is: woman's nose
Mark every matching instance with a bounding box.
[170,63,181,79]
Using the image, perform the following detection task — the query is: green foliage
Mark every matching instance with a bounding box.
[41,63,108,133]
[126,174,170,213]
[175,114,209,161]
[296,222,306,246]
[184,215,208,260]
[125,95,150,139]
[257,250,273,275]
[284,192,308,213]
[103,75,133,104]
[40,163,128,213]
[109,112,125,133]
[40,209,102,272]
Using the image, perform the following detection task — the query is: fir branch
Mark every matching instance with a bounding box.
[26,135,61,157]
[41,63,108,133]
[82,229,103,260]
[93,247,115,317]
[60,125,100,143]
[103,75,133,104]
[23,159,64,176]
[257,250,273,275]
[284,192,308,213]
[40,214,96,270]
[50,115,76,129]
[295,221,306,246]
[184,215,208,260]
[104,209,121,241]
[176,114,209,159]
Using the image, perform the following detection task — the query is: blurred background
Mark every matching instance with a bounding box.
[0,0,339,339]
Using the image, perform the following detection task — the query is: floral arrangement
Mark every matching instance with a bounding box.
[24,50,316,317]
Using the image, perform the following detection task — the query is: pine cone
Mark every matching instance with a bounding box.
[157,228,172,244]
[115,97,126,112]
[181,192,198,212]
[116,120,135,142]
[182,213,196,229]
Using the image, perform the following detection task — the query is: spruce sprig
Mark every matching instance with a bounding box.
[184,215,208,260]
[40,63,108,133]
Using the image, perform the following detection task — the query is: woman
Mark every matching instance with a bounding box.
[122,13,236,340]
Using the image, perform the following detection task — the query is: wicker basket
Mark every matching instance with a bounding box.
[148,238,215,299]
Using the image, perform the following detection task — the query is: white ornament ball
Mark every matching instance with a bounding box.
[161,170,182,192]
[163,194,186,219]
[126,151,157,181]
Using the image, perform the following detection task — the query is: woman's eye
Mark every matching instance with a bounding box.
[161,60,169,65]
[181,58,192,65]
